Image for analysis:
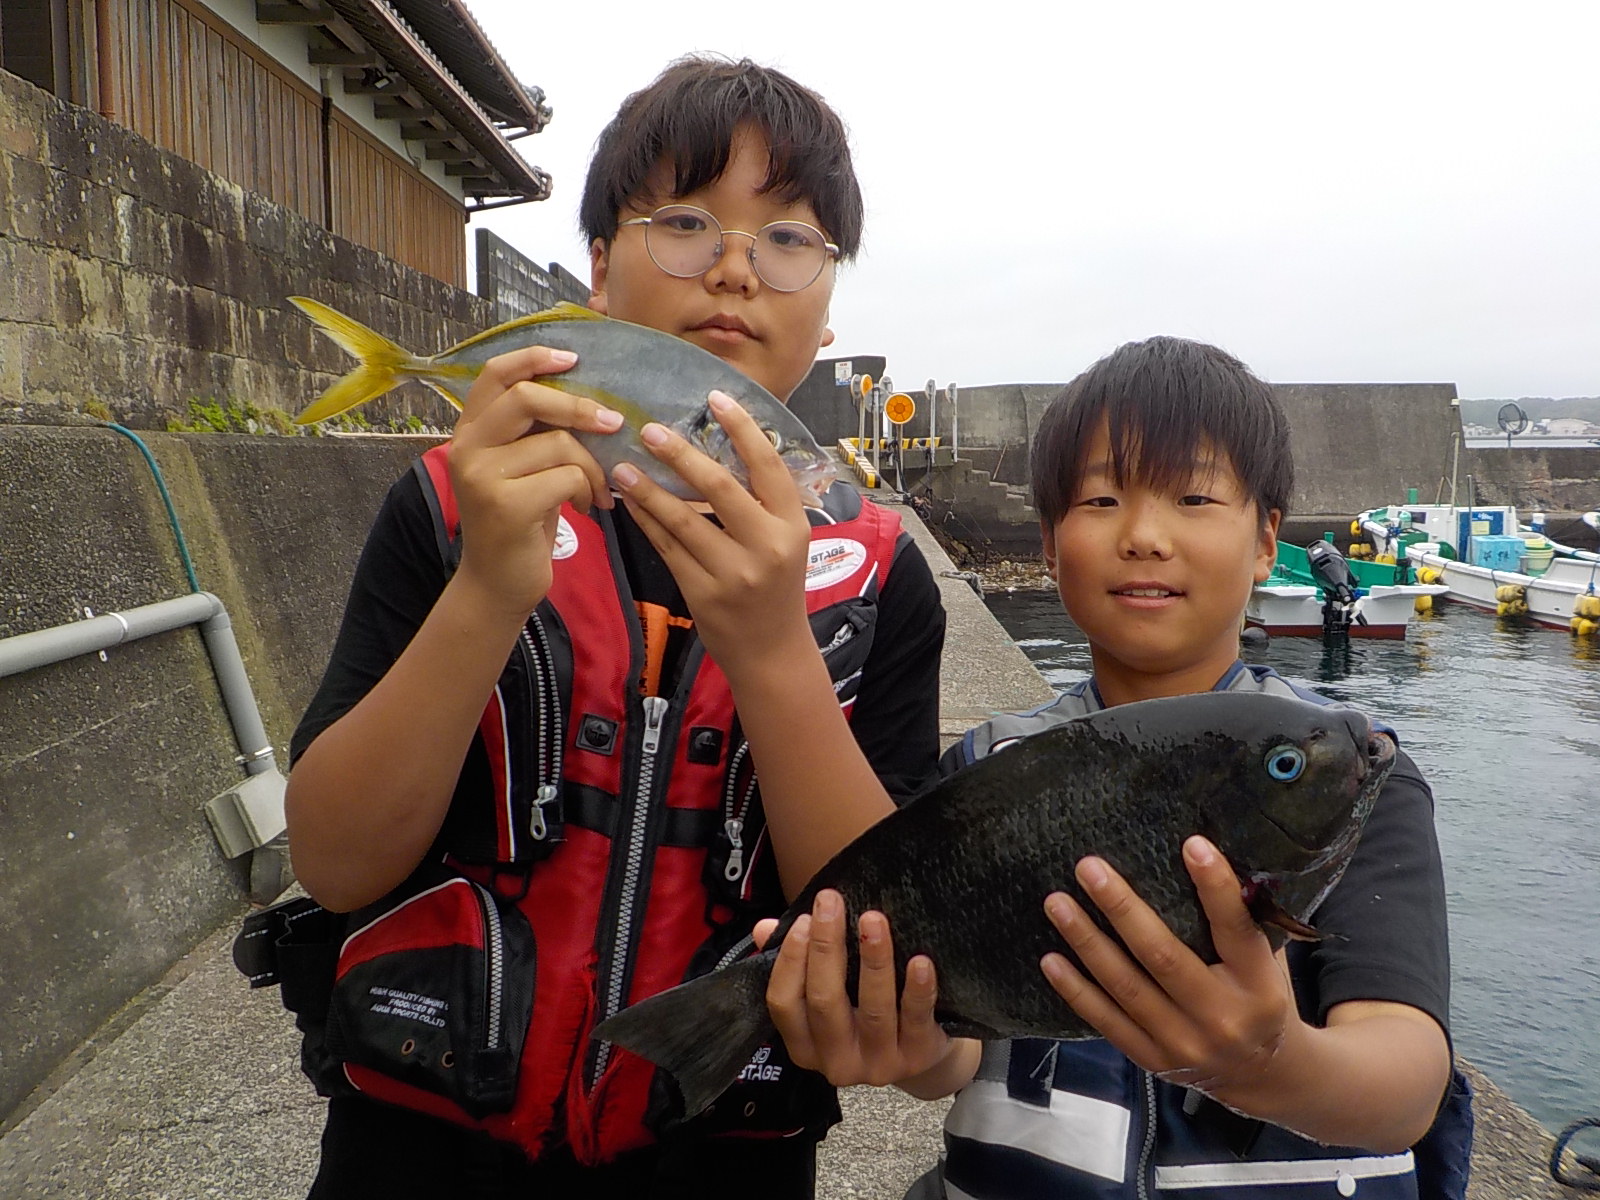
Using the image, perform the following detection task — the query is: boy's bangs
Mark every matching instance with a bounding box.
[658,111,824,218]
[1102,401,1227,500]
[582,57,863,256]
[1031,337,1293,525]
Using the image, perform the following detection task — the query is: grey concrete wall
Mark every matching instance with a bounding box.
[1461,445,1600,512]
[0,425,436,1121]
[902,380,1499,518]
[1271,383,1464,515]
[0,68,490,432]
[789,354,887,443]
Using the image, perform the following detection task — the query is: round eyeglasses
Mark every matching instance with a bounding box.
[618,204,839,293]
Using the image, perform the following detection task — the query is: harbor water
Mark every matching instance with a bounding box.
[986,589,1600,1131]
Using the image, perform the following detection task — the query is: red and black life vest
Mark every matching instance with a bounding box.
[337,443,905,1164]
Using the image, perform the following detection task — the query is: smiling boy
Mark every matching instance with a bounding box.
[763,337,1472,1199]
[283,57,944,1199]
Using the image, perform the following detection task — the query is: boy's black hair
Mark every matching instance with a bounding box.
[1030,337,1293,526]
[580,56,863,258]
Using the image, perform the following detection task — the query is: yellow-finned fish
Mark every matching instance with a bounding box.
[288,297,837,505]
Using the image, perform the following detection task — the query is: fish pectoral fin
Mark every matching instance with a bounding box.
[1245,890,1323,942]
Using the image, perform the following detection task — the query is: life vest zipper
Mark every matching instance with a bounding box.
[720,740,759,887]
[588,692,670,1086]
[521,616,563,843]
[1136,1069,1157,1200]
[472,881,504,1052]
[714,932,756,972]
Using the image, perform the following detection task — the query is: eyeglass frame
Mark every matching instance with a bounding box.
[617,204,840,293]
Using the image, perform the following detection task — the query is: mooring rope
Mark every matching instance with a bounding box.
[1551,1116,1600,1191]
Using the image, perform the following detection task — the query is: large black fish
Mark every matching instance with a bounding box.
[593,692,1395,1117]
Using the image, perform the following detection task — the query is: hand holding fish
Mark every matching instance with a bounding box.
[449,346,623,616]
[611,390,814,677]
[1040,836,1295,1098]
[756,891,980,1098]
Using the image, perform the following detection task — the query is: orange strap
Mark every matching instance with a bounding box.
[635,601,694,697]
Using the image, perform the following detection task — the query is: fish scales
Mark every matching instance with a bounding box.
[592,691,1394,1117]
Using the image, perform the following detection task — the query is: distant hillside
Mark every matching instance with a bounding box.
[1460,397,1600,425]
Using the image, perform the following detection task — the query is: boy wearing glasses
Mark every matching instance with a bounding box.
[284,57,945,1199]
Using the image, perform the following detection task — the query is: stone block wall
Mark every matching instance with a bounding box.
[0,68,492,431]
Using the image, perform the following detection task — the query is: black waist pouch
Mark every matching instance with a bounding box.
[234,895,346,1094]
[326,869,537,1119]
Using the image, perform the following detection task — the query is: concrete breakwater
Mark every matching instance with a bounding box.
[0,427,1583,1196]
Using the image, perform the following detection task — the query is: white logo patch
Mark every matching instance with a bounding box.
[552,516,579,560]
[804,538,867,591]
[738,1044,784,1084]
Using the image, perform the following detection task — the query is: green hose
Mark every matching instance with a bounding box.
[102,423,202,593]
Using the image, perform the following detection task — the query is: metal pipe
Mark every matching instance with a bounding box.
[196,606,276,777]
[93,0,115,120]
[0,592,278,775]
[0,593,217,678]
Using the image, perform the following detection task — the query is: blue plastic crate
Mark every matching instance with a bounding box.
[1470,534,1526,572]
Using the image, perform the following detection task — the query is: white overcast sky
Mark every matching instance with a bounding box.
[464,1,1600,400]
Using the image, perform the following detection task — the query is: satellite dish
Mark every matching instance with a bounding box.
[1497,402,1529,437]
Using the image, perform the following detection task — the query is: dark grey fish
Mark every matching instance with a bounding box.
[593,691,1394,1117]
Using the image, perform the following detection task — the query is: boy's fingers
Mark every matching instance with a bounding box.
[853,912,900,1075]
[704,391,804,522]
[899,955,941,1036]
[460,370,623,449]
[615,492,714,595]
[765,915,819,1067]
[802,891,857,1062]
[467,346,578,406]
[1074,857,1211,1003]
[751,918,780,952]
[1184,837,1271,966]
[613,461,729,571]
[1039,946,1164,1065]
[465,431,611,512]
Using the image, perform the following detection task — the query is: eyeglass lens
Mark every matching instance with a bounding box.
[644,205,831,292]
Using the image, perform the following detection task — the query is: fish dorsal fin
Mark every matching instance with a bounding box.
[442,302,604,357]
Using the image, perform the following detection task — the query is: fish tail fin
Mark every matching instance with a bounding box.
[592,949,778,1118]
[289,296,422,424]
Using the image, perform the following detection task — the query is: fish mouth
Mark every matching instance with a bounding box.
[792,461,838,508]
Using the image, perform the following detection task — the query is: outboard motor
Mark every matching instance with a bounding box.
[1305,541,1366,640]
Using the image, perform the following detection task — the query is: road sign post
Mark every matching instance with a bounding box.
[946,383,960,460]
[884,392,916,496]
[871,384,885,483]
[855,373,872,466]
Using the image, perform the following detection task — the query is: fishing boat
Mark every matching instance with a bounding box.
[1247,540,1446,640]
[1528,510,1600,565]
[1354,501,1600,635]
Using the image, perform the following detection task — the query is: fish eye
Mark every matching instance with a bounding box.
[763,428,783,450]
[1264,745,1306,782]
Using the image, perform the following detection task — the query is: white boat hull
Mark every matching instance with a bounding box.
[1405,546,1600,630]
[1247,583,1445,639]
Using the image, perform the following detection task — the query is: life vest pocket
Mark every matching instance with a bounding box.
[328,870,536,1118]
[810,596,879,705]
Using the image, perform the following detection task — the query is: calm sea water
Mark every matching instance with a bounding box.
[986,590,1600,1131]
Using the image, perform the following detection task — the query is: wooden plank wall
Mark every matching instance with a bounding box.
[329,112,466,288]
[101,0,465,286]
